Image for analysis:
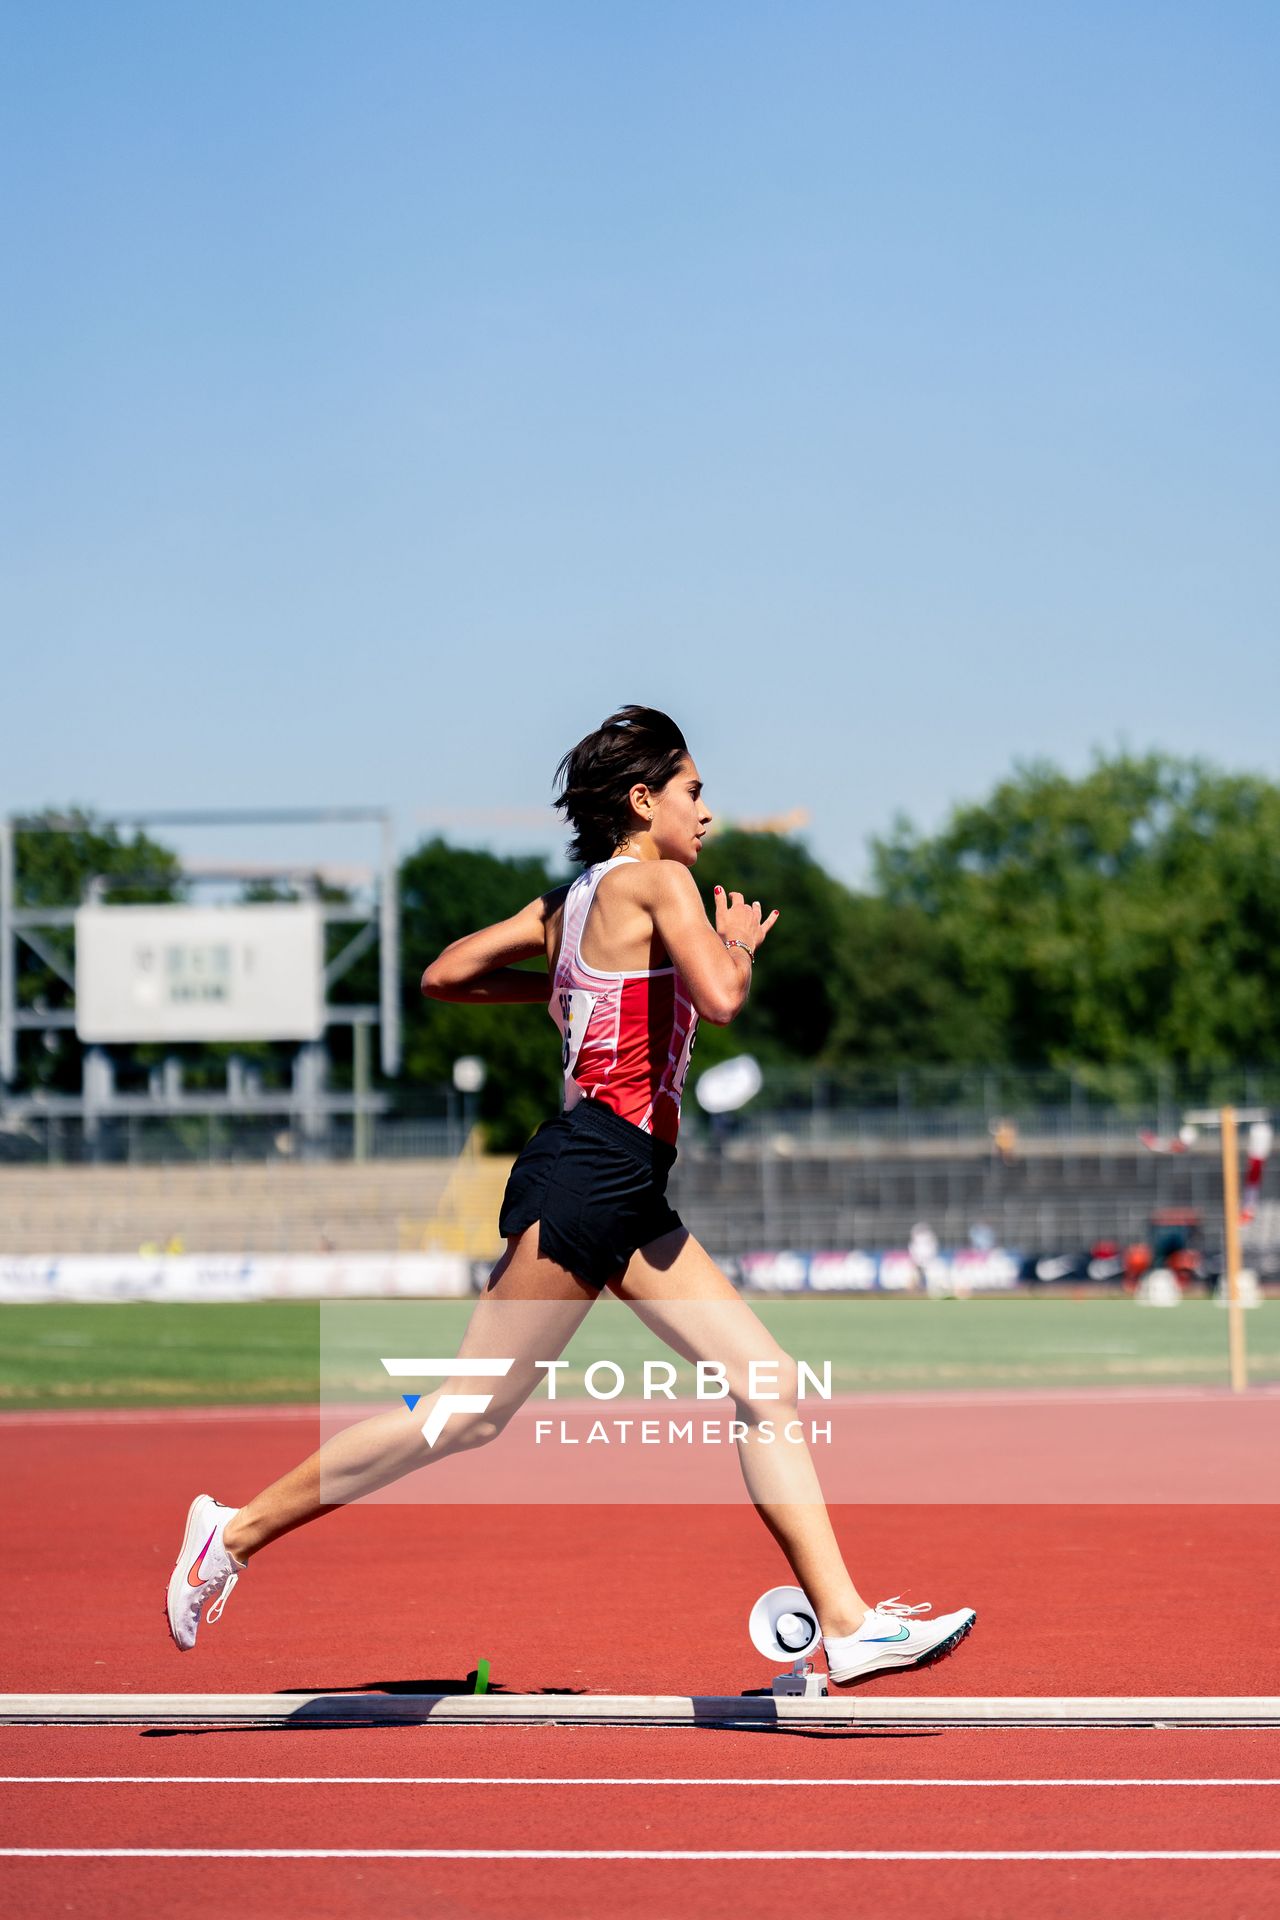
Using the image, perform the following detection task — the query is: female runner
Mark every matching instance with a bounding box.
[166,706,975,1683]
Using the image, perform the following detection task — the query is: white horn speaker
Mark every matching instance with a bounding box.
[748,1585,821,1661]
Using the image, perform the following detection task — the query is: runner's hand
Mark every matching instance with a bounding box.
[712,887,780,956]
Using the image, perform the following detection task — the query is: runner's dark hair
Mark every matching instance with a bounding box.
[554,706,690,867]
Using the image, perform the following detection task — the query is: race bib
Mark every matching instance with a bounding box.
[553,987,598,1102]
[671,1011,699,1101]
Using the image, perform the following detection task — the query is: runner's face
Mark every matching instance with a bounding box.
[648,755,712,865]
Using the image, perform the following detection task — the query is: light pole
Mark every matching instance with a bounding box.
[452,1055,487,1151]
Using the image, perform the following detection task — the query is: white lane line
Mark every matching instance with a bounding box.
[3,1848,1280,1861]
[3,1776,1280,1788]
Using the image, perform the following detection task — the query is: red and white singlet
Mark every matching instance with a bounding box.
[549,856,698,1147]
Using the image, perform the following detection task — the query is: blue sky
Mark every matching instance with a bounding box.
[3,1,1277,887]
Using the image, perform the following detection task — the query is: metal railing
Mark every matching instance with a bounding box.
[2,1063,1275,1167]
[706,1064,1279,1148]
[0,1112,459,1166]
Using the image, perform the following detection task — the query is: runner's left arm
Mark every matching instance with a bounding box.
[420,888,568,1004]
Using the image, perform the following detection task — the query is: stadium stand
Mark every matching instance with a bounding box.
[0,1159,485,1256]
[3,1129,1265,1265]
[668,1134,1238,1256]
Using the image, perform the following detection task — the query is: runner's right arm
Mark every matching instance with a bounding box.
[421,887,569,1004]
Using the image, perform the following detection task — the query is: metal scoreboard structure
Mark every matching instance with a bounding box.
[0,807,400,1146]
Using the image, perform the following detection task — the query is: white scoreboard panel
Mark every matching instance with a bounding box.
[74,903,325,1043]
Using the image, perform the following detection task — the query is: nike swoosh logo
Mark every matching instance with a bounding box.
[187,1526,217,1587]
[862,1624,911,1643]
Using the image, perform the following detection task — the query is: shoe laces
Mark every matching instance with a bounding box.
[872,1596,931,1619]
[205,1572,239,1625]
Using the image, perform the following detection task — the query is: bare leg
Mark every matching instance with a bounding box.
[611,1230,869,1638]
[223,1228,595,1561]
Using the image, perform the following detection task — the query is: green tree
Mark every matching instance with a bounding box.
[398,837,567,1148]
[693,828,977,1078]
[24,749,1280,1139]
[11,812,181,1091]
[829,895,985,1066]
[874,752,1280,1067]
[692,829,852,1068]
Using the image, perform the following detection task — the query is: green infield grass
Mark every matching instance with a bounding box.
[0,1295,1274,1410]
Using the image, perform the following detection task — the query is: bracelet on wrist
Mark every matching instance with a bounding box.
[723,938,754,967]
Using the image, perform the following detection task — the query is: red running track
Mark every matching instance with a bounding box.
[2,1405,1278,1916]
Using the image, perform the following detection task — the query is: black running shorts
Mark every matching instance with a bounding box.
[498,1098,684,1288]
